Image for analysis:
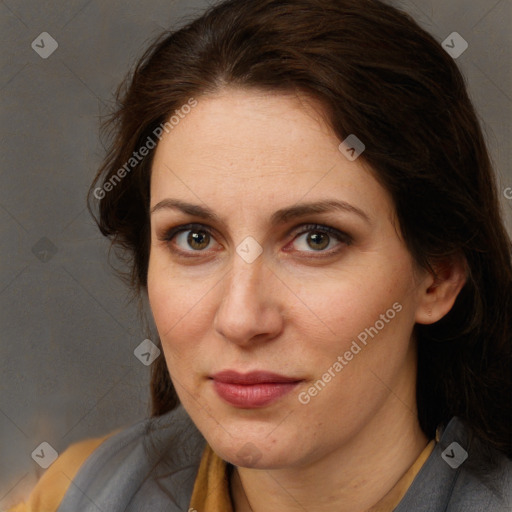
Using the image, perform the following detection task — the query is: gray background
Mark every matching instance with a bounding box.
[1,0,511,507]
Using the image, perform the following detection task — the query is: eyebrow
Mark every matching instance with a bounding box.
[150,198,370,225]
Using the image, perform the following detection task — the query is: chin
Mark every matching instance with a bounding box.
[207,429,302,469]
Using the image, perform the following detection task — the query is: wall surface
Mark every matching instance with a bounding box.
[1,0,510,507]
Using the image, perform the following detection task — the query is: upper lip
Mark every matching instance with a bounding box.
[211,370,302,385]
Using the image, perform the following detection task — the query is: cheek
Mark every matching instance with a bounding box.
[287,262,411,339]
[290,259,418,378]
[293,275,416,424]
[147,257,211,363]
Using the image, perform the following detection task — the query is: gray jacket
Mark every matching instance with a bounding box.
[56,405,512,511]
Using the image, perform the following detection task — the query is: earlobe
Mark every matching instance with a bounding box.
[415,255,467,325]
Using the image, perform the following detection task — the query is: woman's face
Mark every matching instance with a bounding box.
[148,87,431,469]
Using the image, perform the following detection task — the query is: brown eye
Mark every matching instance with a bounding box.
[187,230,211,250]
[289,224,351,255]
[162,224,219,253]
[306,231,330,250]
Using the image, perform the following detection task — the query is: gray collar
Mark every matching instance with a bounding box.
[58,408,512,512]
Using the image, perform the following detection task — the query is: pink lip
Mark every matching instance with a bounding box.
[210,370,302,408]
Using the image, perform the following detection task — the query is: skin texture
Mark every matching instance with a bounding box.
[147,87,466,512]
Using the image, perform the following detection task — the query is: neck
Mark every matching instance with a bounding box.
[230,390,428,512]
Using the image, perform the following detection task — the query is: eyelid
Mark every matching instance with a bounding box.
[158,222,352,256]
[159,222,350,240]
[159,222,215,242]
[158,222,222,258]
[278,225,351,259]
[288,223,353,248]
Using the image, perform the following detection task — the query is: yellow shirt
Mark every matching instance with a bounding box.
[7,431,120,512]
[189,440,436,511]
[9,433,434,512]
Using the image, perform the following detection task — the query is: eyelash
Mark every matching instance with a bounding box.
[160,222,352,258]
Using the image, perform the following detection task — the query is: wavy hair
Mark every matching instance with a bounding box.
[89,0,512,457]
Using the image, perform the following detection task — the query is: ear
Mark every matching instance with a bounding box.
[415,254,467,325]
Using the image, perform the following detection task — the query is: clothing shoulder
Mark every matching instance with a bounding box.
[446,432,512,512]
[56,405,205,511]
[7,431,119,512]
[396,416,512,512]
[8,405,204,512]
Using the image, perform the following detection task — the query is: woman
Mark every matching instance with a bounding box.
[12,0,512,510]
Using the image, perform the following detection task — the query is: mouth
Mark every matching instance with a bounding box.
[209,370,303,408]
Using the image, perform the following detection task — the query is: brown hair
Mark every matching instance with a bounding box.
[89,0,512,457]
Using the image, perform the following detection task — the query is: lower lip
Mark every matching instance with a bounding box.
[212,380,300,408]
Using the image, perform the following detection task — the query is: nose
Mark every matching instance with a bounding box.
[213,255,284,347]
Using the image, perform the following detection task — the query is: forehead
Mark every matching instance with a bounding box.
[149,87,392,222]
